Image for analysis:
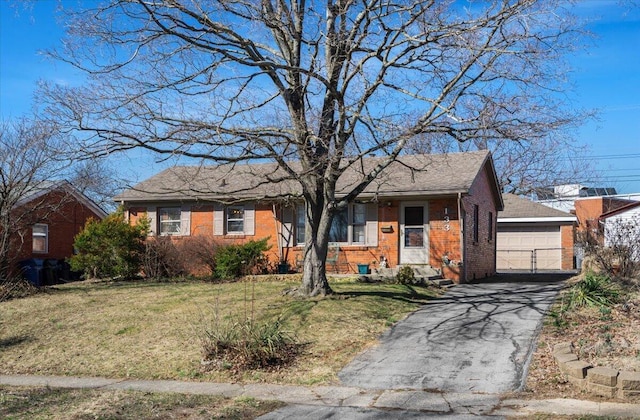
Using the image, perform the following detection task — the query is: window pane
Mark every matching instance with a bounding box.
[159,208,181,235]
[353,225,365,243]
[404,227,424,247]
[163,221,181,234]
[33,225,47,235]
[228,220,244,232]
[227,207,244,233]
[329,208,348,243]
[353,204,366,225]
[32,224,47,253]
[473,204,479,242]
[296,204,305,244]
[405,206,423,226]
[33,237,46,252]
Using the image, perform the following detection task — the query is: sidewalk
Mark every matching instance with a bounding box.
[2,374,640,418]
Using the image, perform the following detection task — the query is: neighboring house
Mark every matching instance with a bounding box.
[599,201,640,257]
[574,196,636,243]
[497,194,576,272]
[115,151,504,283]
[9,181,107,283]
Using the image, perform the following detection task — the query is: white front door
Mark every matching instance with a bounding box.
[400,202,429,264]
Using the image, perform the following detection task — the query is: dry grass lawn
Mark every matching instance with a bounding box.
[0,385,284,419]
[0,276,440,385]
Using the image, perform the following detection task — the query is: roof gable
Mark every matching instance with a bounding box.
[115,150,497,203]
[16,180,107,219]
[600,201,640,220]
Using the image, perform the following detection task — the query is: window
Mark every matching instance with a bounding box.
[352,204,366,244]
[226,206,245,233]
[473,204,479,243]
[214,204,254,236]
[488,211,493,242]
[329,207,348,242]
[158,207,181,235]
[296,204,306,244]
[32,224,48,253]
[297,203,371,245]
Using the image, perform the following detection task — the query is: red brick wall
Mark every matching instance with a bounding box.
[560,224,575,270]
[428,198,461,281]
[460,166,500,283]
[191,205,214,235]
[126,196,486,283]
[13,190,103,263]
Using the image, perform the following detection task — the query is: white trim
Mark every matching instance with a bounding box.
[497,217,576,223]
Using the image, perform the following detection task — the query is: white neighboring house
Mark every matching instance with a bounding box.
[600,202,640,262]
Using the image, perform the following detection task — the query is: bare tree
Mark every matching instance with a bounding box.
[0,117,70,280]
[43,0,586,296]
[0,116,113,281]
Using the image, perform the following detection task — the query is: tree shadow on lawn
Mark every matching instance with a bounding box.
[0,334,33,349]
[335,284,439,305]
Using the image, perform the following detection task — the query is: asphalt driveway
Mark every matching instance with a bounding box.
[338,276,567,393]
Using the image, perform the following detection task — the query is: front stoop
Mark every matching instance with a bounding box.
[364,265,454,287]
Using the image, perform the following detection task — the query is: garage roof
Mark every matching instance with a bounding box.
[498,193,576,223]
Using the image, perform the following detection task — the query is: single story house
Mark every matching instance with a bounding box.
[10,181,107,284]
[497,194,576,272]
[115,150,504,283]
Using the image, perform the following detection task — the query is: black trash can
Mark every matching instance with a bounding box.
[43,259,62,285]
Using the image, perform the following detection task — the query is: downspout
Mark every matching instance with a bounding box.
[458,192,466,283]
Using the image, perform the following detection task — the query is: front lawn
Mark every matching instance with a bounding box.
[0,386,283,420]
[0,277,439,385]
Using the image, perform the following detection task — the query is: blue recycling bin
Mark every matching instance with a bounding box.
[19,258,44,286]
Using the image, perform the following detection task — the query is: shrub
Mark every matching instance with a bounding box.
[0,277,39,302]
[180,235,220,275]
[142,236,186,279]
[214,238,271,279]
[395,265,416,285]
[70,208,149,279]
[567,272,620,309]
[578,216,640,279]
[201,316,299,371]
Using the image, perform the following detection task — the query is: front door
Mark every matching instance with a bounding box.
[400,202,429,264]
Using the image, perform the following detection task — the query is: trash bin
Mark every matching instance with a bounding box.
[19,259,44,286]
[357,264,370,275]
[43,259,60,285]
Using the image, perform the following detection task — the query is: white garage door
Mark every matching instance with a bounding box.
[497,225,561,271]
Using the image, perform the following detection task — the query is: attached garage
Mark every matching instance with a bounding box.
[497,225,561,270]
[497,194,576,272]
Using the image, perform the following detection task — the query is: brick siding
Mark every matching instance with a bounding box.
[12,190,103,265]
[460,166,500,282]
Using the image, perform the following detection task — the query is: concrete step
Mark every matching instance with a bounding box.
[367,265,455,287]
[375,265,441,279]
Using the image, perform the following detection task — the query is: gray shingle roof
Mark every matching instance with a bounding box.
[499,193,575,220]
[115,150,493,203]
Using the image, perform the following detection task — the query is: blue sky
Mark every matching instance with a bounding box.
[1,1,639,193]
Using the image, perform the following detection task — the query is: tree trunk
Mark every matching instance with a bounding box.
[299,198,334,297]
